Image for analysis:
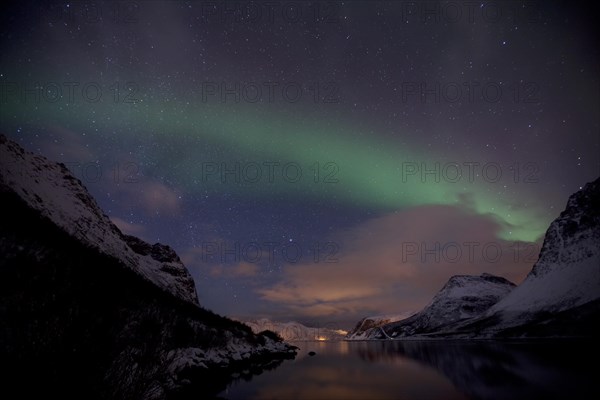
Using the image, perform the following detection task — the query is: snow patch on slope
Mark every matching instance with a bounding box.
[383,273,516,338]
[346,313,413,340]
[241,318,347,341]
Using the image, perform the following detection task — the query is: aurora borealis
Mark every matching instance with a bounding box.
[2,97,548,240]
[1,1,598,327]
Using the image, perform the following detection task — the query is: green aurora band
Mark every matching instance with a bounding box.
[1,98,548,242]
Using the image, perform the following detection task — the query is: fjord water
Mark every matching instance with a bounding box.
[220,340,596,400]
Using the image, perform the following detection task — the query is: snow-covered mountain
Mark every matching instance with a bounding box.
[0,134,296,399]
[379,274,515,339]
[346,313,413,340]
[0,135,198,304]
[469,177,600,336]
[242,318,348,341]
[351,178,600,339]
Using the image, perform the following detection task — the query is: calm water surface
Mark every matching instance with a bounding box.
[220,340,597,400]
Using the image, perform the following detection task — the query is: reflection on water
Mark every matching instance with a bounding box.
[220,340,597,400]
[220,341,465,400]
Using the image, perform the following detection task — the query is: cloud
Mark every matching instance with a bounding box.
[180,239,279,268]
[181,244,262,280]
[110,216,147,237]
[39,129,184,218]
[39,125,96,162]
[257,204,539,321]
[113,179,183,216]
[209,262,260,278]
[137,180,182,214]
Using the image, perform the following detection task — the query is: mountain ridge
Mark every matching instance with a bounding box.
[377,273,516,339]
[348,177,600,339]
[240,318,348,341]
[0,134,199,304]
[0,134,296,398]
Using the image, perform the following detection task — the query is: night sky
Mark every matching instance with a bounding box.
[1,1,598,328]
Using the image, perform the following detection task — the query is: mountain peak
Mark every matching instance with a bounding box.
[531,177,600,279]
[356,273,516,339]
[486,177,600,319]
[1,133,297,398]
[442,273,516,293]
[0,135,198,305]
